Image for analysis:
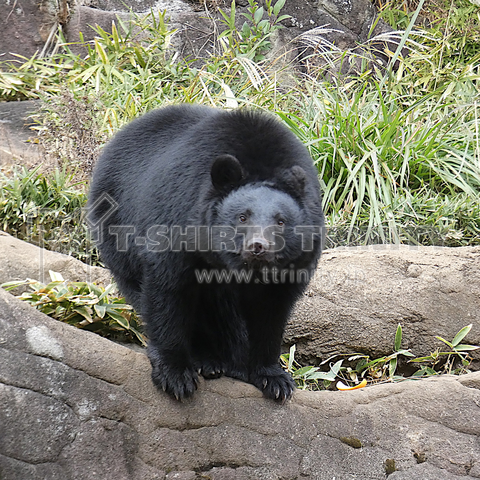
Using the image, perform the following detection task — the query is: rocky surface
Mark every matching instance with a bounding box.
[287,245,480,367]
[1,0,399,72]
[0,100,42,167]
[0,0,61,62]
[1,286,480,479]
[1,232,479,368]
[0,231,110,290]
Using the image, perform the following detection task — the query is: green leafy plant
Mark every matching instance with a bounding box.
[409,324,479,375]
[277,71,480,246]
[1,7,288,138]
[0,10,183,103]
[379,0,480,94]
[218,0,290,61]
[344,324,415,383]
[0,166,96,264]
[281,344,343,390]
[0,53,63,100]
[282,324,479,391]
[1,272,146,346]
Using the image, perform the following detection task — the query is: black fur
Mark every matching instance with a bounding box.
[88,104,324,403]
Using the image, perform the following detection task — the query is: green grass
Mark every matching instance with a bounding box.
[0,166,96,263]
[280,76,480,245]
[0,0,479,247]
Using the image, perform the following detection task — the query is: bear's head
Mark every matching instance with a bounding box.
[209,155,311,272]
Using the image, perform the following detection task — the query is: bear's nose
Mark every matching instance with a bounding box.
[247,238,269,255]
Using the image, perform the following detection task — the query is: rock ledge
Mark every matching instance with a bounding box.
[1,287,479,480]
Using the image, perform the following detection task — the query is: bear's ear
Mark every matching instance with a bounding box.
[211,155,244,192]
[279,165,307,195]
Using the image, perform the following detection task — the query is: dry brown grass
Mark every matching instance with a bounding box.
[34,90,106,181]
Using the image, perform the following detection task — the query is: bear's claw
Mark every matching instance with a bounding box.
[250,366,296,404]
[150,360,198,401]
[194,359,226,379]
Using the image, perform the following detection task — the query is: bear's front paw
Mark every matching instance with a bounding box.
[148,348,198,400]
[249,365,296,404]
[151,362,199,400]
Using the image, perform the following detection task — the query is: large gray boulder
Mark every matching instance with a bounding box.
[1,232,479,368]
[0,231,110,289]
[287,245,480,367]
[0,0,59,63]
[1,286,480,479]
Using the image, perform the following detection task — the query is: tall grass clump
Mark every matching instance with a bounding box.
[0,0,479,248]
[0,167,95,263]
[277,0,480,246]
[279,73,480,246]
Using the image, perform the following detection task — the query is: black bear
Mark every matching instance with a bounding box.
[88,104,324,403]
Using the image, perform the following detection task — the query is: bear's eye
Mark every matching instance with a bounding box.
[239,214,247,223]
[278,219,285,226]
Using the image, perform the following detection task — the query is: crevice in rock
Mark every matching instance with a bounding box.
[0,452,60,467]
[194,461,249,472]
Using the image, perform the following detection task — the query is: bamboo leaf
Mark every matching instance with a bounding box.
[94,304,107,319]
[394,324,403,351]
[107,310,130,329]
[288,344,296,371]
[454,344,479,352]
[451,324,472,347]
[273,0,286,16]
[73,306,93,322]
[435,336,453,349]
[292,366,316,377]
